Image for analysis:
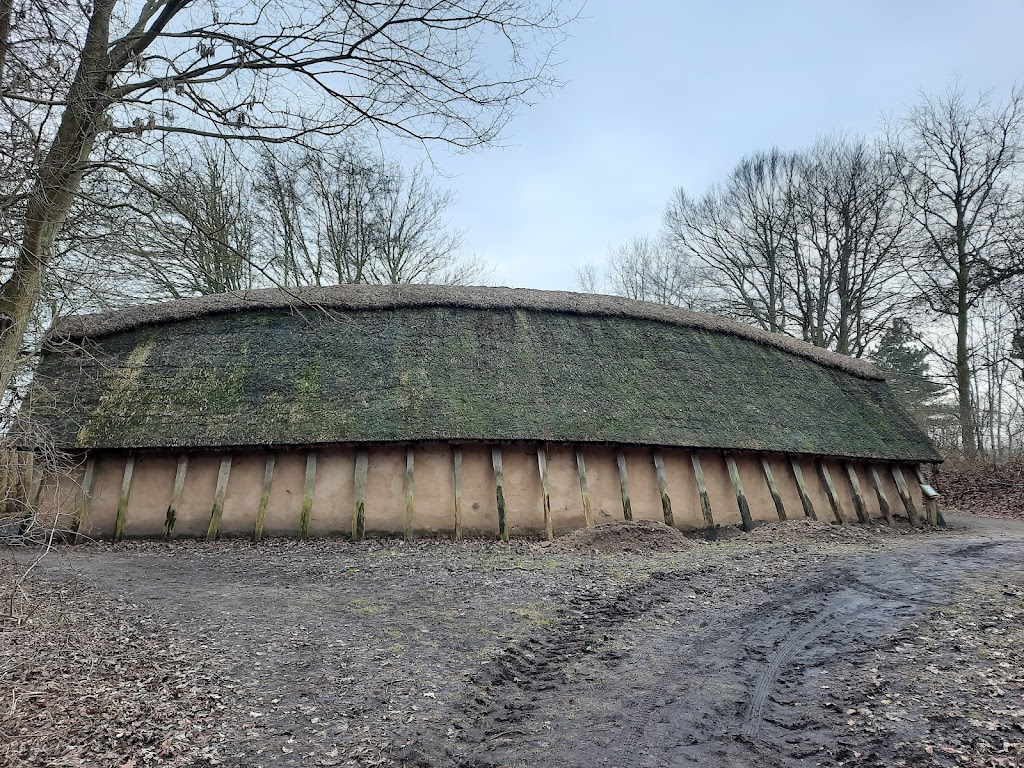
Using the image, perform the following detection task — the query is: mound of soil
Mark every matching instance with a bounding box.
[543,520,694,554]
[937,458,1024,519]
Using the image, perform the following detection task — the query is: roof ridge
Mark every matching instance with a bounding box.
[51,284,885,380]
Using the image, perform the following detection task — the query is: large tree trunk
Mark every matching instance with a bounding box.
[0,0,14,80]
[0,0,114,399]
[956,247,979,459]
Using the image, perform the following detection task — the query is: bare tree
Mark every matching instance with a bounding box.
[665,150,801,334]
[574,261,602,294]
[84,141,485,299]
[971,295,1024,456]
[891,86,1024,457]
[98,145,264,300]
[663,140,922,358]
[591,235,710,308]
[292,146,380,286]
[790,137,911,356]
[0,0,574,397]
[575,236,711,309]
[372,164,468,284]
[257,144,486,287]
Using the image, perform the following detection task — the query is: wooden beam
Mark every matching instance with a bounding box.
[71,456,97,544]
[891,464,921,526]
[789,459,817,521]
[725,454,754,532]
[761,458,787,521]
[818,461,848,524]
[0,455,10,519]
[352,449,368,541]
[206,455,233,541]
[913,464,943,527]
[165,454,189,539]
[15,457,34,538]
[113,455,135,542]
[452,446,463,542]
[575,448,594,528]
[690,454,716,540]
[252,454,275,542]
[537,445,553,541]
[652,450,674,527]
[30,466,44,507]
[615,451,632,521]
[844,463,870,523]
[299,452,317,539]
[868,464,895,527]
[20,462,45,538]
[404,446,415,541]
[492,447,508,542]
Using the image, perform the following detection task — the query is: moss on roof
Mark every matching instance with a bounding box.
[51,284,885,379]
[27,288,940,461]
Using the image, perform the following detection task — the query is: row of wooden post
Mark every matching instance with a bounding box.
[71,445,939,543]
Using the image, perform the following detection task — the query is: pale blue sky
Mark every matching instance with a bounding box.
[420,0,1024,289]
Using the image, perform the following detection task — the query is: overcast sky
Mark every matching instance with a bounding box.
[409,0,1024,291]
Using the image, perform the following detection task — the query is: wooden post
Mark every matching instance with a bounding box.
[652,450,674,527]
[165,454,189,539]
[113,455,135,542]
[71,456,97,543]
[891,464,921,526]
[452,446,463,542]
[252,454,275,542]
[20,462,44,537]
[206,455,233,541]
[690,454,716,540]
[0,454,9,519]
[299,452,317,539]
[615,451,632,522]
[30,466,44,509]
[352,449,368,541]
[761,458,787,521]
[575,448,594,528]
[868,464,895,526]
[492,447,508,542]
[537,445,553,541]
[913,464,943,527]
[404,446,415,541]
[725,454,754,532]
[818,461,848,524]
[789,458,817,521]
[844,463,870,523]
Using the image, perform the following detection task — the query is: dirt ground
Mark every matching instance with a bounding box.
[3,515,1024,768]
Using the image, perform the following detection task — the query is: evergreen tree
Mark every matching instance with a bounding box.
[871,319,953,434]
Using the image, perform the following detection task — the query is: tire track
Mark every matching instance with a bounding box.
[455,571,695,754]
[739,592,862,740]
[417,535,1023,767]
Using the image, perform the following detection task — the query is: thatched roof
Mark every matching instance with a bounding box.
[29,285,940,461]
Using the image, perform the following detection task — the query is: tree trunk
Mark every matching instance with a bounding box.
[956,246,979,459]
[0,0,114,398]
[0,0,14,80]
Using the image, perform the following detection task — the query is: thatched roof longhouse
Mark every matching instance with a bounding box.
[30,285,939,462]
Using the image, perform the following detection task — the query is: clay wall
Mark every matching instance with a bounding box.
[43,442,934,541]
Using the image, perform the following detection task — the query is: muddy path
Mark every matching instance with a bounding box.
[26,517,1024,767]
[401,531,1023,768]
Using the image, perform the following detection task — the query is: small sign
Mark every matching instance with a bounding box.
[920,484,940,499]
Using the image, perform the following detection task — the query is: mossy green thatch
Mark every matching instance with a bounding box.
[27,286,940,461]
